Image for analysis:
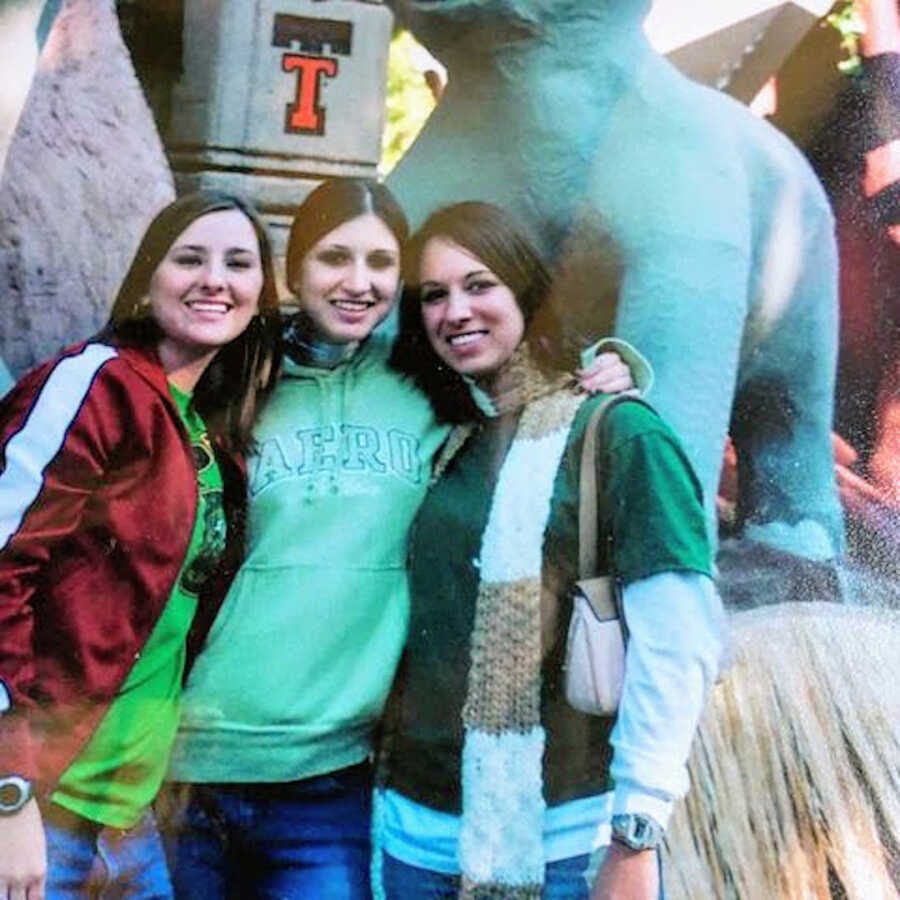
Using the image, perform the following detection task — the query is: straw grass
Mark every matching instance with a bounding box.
[665,602,900,900]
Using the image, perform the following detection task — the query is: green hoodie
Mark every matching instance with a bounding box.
[168,334,449,782]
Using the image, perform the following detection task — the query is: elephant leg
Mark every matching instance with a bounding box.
[732,211,843,559]
[613,234,747,552]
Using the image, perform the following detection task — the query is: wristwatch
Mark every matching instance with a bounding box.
[0,775,33,816]
[610,813,664,851]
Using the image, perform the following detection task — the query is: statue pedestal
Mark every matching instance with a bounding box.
[168,0,392,266]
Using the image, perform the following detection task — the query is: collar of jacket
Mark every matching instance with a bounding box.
[111,341,174,399]
[465,341,573,418]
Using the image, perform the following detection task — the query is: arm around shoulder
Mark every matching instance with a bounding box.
[579,337,654,397]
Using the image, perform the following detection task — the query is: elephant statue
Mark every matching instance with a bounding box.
[388,0,842,562]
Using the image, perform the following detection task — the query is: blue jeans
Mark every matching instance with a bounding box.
[383,851,666,899]
[382,853,591,899]
[164,762,373,899]
[43,804,173,899]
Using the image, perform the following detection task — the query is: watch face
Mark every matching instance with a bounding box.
[611,813,663,850]
[0,775,30,814]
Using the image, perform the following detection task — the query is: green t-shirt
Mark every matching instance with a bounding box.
[388,395,711,812]
[52,383,225,828]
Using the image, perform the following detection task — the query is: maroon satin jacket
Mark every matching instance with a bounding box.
[0,341,244,793]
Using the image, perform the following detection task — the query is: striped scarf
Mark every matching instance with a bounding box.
[441,346,588,898]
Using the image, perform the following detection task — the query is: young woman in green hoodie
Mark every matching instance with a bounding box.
[164,178,640,899]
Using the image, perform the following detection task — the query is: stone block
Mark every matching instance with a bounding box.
[168,0,392,217]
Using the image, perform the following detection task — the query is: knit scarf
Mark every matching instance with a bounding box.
[440,345,589,899]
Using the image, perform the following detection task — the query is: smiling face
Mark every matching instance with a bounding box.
[149,208,263,380]
[293,212,401,345]
[418,236,525,378]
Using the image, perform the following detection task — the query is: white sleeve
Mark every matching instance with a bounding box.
[608,570,724,829]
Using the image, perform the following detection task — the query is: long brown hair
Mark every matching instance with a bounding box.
[285,177,409,293]
[103,190,280,453]
[391,201,580,423]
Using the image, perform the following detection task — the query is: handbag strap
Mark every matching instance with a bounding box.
[578,394,646,579]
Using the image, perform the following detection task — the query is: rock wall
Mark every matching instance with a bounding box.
[0,0,173,379]
[0,0,45,179]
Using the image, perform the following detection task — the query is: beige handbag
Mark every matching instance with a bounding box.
[564,397,627,716]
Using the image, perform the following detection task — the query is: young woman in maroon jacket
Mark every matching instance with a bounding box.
[0,190,280,899]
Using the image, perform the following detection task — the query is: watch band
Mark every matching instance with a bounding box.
[610,812,664,851]
[0,775,33,816]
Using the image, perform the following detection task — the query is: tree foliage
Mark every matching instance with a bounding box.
[826,1,866,74]
[380,30,437,175]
